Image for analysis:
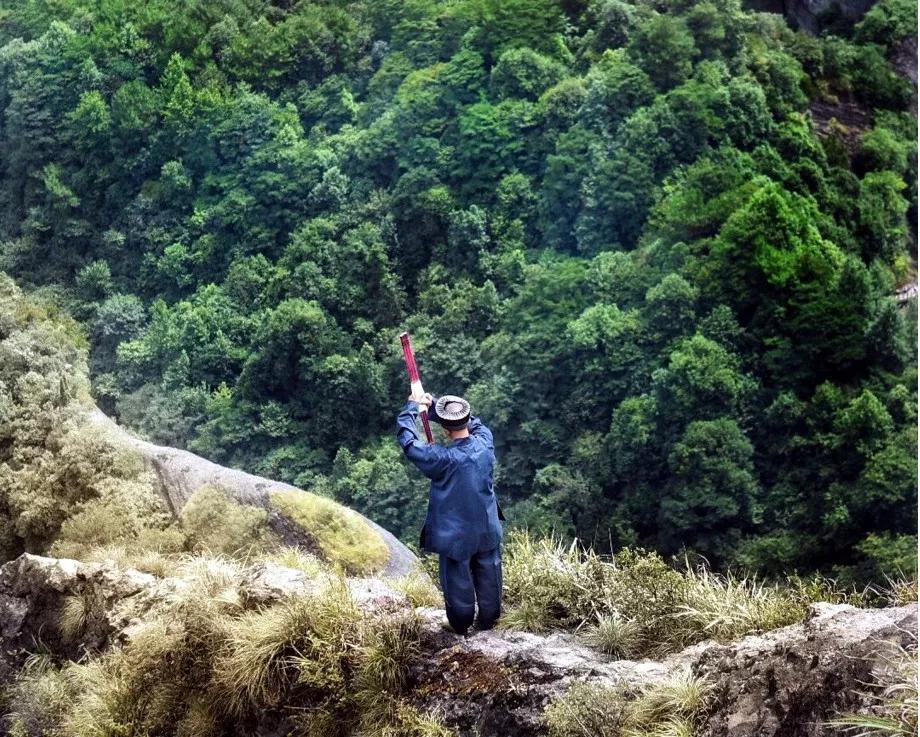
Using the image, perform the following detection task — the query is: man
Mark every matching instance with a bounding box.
[396,392,503,636]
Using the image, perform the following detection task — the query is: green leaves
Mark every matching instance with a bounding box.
[0,0,914,582]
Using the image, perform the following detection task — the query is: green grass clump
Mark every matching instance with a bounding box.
[580,612,641,658]
[269,489,389,575]
[545,671,712,737]
[503,531,846,657]
[501,532,613,632]
[182,485,278,557]
[668,564,804,650]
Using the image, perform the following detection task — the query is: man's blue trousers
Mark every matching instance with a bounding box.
[438,547,502,635]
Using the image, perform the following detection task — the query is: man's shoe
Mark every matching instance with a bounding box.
[440,619,468,637]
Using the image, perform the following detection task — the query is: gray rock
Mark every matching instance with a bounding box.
[84,408,418,577]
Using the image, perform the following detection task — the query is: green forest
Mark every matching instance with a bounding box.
[0,0,916,584]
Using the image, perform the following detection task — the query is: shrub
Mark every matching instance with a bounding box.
[269,489,389,574]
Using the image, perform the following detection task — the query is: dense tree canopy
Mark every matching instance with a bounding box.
[0,0,915,582]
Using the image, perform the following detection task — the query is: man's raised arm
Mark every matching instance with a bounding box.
[467,416,493,450]
[396,400,452,479]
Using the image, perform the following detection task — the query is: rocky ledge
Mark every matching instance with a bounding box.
[0,553,915,737]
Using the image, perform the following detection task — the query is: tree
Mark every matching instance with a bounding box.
[580,49,655,133]
[660,418,758,563]
[858,170,909,263]
[652,334,755,424]
[490,47,566,100]
[628,15,697,91]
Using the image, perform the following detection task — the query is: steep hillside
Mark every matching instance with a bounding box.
[0,0,915,580]
[0,271,917,736]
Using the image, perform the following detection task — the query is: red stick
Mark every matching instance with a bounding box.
[399,332,434,444]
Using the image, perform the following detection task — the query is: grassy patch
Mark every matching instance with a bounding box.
[391,570,442,608]
[269,489,389,575]
[3,557,449,737]
[502,531,875,657]
[545,671,712,737]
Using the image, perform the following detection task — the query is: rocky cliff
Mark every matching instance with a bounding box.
[1,553,915,737]
[84,408,418,577]
[745,0,876,33]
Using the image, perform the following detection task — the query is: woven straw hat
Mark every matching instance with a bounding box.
[434,395,471,430]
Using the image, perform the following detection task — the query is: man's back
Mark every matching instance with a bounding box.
[395,394,504,635]
[396,404,502,561]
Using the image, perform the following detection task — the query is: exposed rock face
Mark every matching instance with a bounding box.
[84,408,418,577]
[745,0,876,33]
[786,0,875,33]
[1,554,915,737]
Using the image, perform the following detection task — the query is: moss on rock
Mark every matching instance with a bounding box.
[269,489,389,575]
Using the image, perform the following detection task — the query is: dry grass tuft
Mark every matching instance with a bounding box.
[58,594,90,642]
[262,546,325,578]
[883,576,918,607]
[2,654,75,737]
[391,570,442,608]
[829,633,917,736]
[503,531,825,656]
[669,564,802,649]
[545,670,711,737]
[213,597,319,713]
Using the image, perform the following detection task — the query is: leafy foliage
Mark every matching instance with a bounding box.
[0,0,915,581]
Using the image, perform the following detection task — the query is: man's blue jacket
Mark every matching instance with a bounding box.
[396,401,503,561]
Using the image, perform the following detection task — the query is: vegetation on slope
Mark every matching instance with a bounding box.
[270,488,390,574]
[0,0,915,581]
[2,562,451,737]
[498,530,882,656]
[2,537,915,737]
[0,274,391,573]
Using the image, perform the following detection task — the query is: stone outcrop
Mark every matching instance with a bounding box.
[84,408,418,577]
[745,0,876,33]
[1,553,915,737]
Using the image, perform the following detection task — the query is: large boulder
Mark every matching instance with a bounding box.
[85,408,418,577]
